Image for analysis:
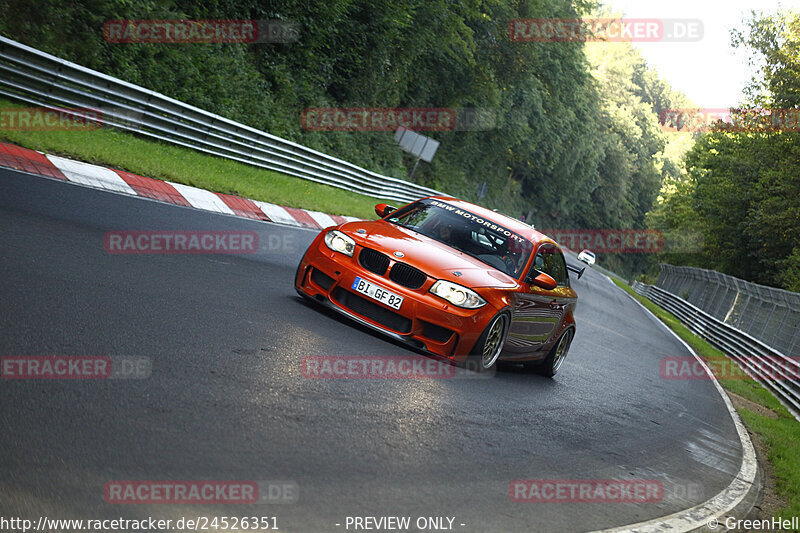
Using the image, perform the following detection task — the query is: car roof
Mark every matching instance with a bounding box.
[425,196,556,247]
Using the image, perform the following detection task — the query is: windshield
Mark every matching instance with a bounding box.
[387,199,533,278]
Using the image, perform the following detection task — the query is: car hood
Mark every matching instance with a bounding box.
[338,220,519,288]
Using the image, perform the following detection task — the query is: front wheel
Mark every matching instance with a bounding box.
[466,312,510,372]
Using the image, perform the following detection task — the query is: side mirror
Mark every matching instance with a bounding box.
[529,272,557,290]
[375,203,397,218]
[566,264,585,279]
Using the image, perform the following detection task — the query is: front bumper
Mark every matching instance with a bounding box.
[295,239,498,360]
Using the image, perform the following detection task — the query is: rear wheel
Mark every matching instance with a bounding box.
[531,328,574,377]
[466,312,510,372]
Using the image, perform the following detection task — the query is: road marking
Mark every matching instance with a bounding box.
[46,155,136,195]
[166,182,235,215]
[306,210,337,229]
[253,200,303,226]
[116,171,191,206]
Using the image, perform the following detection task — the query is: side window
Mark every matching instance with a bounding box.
[533,247,546,272]
[551,250,568,287]
[531,245,568,287]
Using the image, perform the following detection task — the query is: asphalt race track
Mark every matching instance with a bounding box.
[0,168,745,532]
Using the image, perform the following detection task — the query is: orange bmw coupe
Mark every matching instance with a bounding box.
[295,197,578,375]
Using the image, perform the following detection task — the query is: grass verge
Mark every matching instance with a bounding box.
[612,278,799,518]
[0,98,392,220]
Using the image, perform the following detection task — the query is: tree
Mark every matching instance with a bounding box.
[650,9,800,289]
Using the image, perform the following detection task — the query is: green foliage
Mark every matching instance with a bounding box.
[582,40,691,277]
[732,9,800,108]
[778,247,800,292]
[650,10,800,290]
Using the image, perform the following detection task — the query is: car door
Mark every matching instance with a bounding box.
[503,244,572,359]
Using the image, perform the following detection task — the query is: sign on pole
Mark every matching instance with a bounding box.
[394,127,439,162]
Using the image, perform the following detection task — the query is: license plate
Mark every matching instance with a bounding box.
[352,277,403,310]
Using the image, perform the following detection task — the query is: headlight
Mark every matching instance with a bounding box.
[429,280,486,309]
[324,230,355,256]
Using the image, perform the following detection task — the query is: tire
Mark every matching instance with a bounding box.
[531,328,574,377]
[466,312,510,372]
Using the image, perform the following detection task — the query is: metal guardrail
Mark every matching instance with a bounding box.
[632,281,800,421]
[0,36,443,204]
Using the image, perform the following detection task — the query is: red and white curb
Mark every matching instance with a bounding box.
[0,142,361,230]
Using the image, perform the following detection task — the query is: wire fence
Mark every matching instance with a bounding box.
[656,264,800,357]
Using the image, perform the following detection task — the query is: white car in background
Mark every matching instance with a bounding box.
[577,250,596,265]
